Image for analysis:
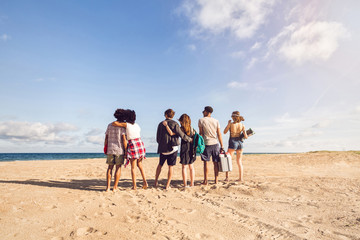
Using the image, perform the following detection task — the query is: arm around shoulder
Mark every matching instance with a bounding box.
[112,121,127,128]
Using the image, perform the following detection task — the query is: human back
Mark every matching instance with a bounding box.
[230,122,244,138]
[198,116,220,145]
[106,124,126,155]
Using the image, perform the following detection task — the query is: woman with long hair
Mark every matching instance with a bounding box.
[223,111,248,182]
[112,109,148,190]
[163,113,196,187]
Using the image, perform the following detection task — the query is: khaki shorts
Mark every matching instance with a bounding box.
[106,154,125,166]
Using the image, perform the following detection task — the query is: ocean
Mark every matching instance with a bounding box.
[0,153,160,162]
[0,152,280,162]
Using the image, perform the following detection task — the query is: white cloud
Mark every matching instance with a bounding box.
[86,135,103,145]
[180,0,275,40]
[227,80,276,92]
[0,34,11,41]
[268,21,350,65]
[250,41,262,51]
[227,81,248,89]
[312,120,331,129]
[274,113,300,124]
[0,121,78,144]
[246,57,258,69]
[85,128,104,145]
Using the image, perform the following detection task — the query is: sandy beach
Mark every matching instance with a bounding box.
[0,151,359,240]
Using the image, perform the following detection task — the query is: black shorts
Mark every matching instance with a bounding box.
[159,151,178,166]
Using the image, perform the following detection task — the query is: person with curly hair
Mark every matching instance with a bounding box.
[104,109,127,192]
[112,109,148,190]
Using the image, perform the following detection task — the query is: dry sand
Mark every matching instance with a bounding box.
[0,151,360,240]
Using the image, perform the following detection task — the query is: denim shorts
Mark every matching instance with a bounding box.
[228,137,243,150]
[201,144,220,162]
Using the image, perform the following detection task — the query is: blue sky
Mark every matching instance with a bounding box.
[1,0,359,153]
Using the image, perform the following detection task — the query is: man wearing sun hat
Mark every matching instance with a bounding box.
[198,106,224,185]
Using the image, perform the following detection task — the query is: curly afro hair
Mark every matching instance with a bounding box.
[114,109,127,122]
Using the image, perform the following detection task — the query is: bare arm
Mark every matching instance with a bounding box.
[242,124,248,139]
[104,135,108,146]
[217,127,224,149]
[112,121,127,128]
[121,134,127,150]
[174,123,192,142]
[198,121,203,136]
[162,121,175,136]
[223,120,231,134]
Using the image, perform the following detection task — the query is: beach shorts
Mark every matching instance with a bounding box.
[106,154,125,165]
[201,144,220,162]
[228,137,243,150]
[159,151,178,166]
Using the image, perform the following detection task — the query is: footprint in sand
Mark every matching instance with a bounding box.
[70,227,105,237]
[125,215,141,223]
[94,212,114,218]
[75,215,90,221]
[50,237,64,240]
[44,205,57,210]
[195,233,223,240]
[180,208,196,214]
[42,227,55,233]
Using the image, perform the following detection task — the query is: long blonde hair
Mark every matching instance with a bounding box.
[179,114,191,136]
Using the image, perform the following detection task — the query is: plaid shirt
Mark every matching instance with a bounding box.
[125,138,146,166]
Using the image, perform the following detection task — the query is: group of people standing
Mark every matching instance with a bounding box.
[104,106,248,192]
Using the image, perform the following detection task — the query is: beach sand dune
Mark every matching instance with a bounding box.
[1,151,360,239]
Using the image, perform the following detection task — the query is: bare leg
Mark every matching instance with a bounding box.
[202,161,208,185]
[165,165,173,190]
[236,149,244,181]
[130,158,137,190]
[225,149,235,182]
[106,165,114,191]
[213,161,219,184]
[189,163,195,187]
[113,164,121,192]
[182,164,187,187]
[137,158,148,189]
[154,164,162,187]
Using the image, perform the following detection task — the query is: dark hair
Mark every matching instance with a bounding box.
[114,109,127,122]
[204,106,213,113]
[164,109,175,118]
[126,109,136,124]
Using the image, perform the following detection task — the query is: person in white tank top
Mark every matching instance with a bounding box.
[112,109,148,190]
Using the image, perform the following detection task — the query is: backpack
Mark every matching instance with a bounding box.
[193,129,205,154]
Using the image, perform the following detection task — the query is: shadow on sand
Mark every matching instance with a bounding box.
[0,178,189,191]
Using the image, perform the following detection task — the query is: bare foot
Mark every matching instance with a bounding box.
[105,188,110,192]
[142,185,148,190]
[224,178,229,182]
[132,186,137,190]
[165,186,171,190]
[236,179,243,182]
[112,188,118,192]
[201,181,208,185]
